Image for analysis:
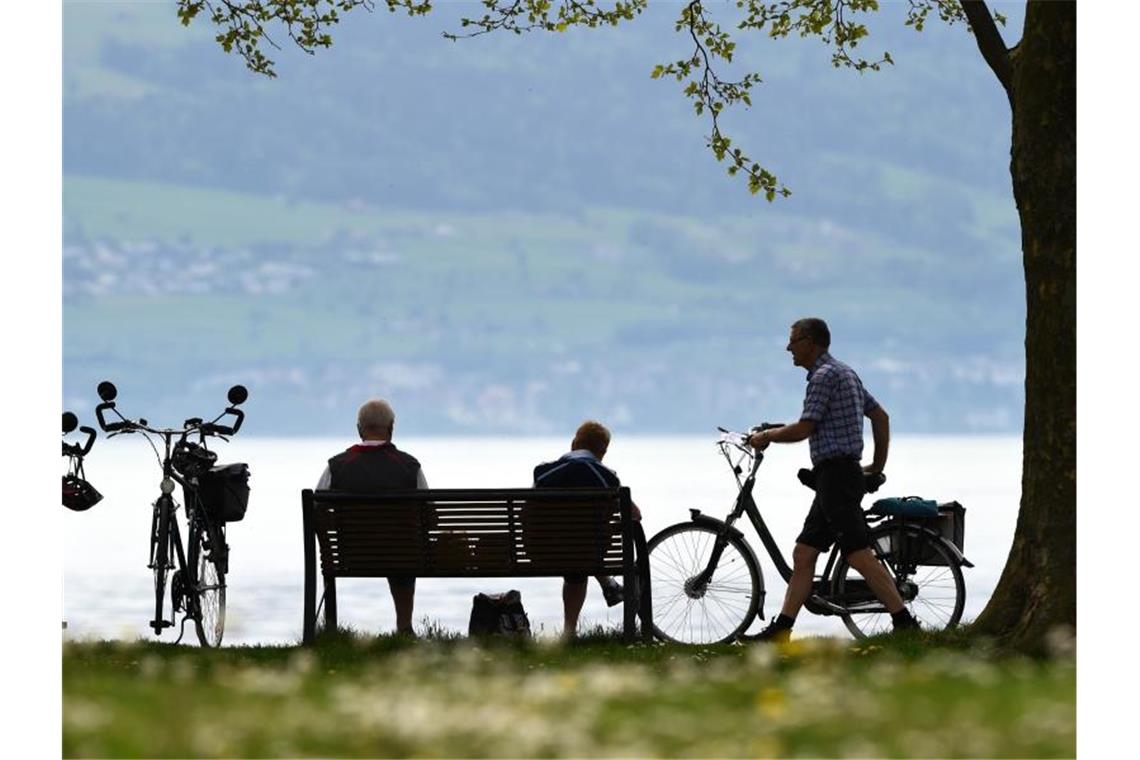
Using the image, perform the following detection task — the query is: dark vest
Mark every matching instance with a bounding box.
[328,443,421,492]
[533,455,620,489]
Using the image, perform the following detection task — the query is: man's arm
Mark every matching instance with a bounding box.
[748,419,816,449]
[864,404,890,474]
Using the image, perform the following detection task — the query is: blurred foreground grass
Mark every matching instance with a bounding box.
[64,627,1074,758]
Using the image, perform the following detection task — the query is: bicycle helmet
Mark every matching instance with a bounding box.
[172,441,218,477]
[62,474,103,512]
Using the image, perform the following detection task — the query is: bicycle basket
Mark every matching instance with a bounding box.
[198,463,250,522]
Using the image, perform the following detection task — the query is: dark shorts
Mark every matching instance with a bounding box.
[796,457,873,556]
[387,576,416,590]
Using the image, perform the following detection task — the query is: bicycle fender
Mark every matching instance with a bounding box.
[686,510,747,542]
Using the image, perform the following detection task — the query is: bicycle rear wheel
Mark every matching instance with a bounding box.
[648,522,762,644]
[188,520,227,647]
[833,523,965,639]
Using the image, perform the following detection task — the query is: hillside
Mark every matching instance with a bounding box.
[62,1,1026,434]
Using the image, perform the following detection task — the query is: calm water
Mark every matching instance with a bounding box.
[63,435,1020,645]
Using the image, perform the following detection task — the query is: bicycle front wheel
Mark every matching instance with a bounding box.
[833,523,965,639]
[648,522,762,644]
[189,521,227,648]
[151,498,172,635]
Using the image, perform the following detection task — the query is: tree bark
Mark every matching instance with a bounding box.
[971,0,1076,650]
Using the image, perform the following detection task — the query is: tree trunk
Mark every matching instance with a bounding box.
[971,0,1076,650]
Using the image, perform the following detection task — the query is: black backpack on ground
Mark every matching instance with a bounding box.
[468,590,531,637]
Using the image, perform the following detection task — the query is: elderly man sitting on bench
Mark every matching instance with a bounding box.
[316,398,427,635]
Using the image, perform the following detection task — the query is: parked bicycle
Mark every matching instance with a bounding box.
[94,381,251,647]
[647,426,971,644]
[63,411,102,512]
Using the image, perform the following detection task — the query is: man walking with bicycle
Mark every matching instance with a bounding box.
[745,317,918,641]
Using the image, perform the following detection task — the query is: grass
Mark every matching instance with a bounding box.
[63,626,1075,758]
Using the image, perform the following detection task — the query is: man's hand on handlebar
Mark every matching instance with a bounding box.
[748,423,783,451]
[748,430,771,451]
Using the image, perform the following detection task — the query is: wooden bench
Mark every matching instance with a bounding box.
[301,487,653,643]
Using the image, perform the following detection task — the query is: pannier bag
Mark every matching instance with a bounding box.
[198,463,250,522]
[468,590,531,637]
[931,501,966,558]
[877,499,966,566]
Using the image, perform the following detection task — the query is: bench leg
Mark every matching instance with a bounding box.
[302,493,316,645]
[623,567,636,642]
[324,575,338,634]
[303,572,316,645]
[635,523,653,642]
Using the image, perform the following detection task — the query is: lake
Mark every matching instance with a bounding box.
[63,435,1020,645]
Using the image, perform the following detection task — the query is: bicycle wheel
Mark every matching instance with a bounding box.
[151,497,172,634]
[648,522,762,644]
[188,520,227,647]
[833,523,965,639]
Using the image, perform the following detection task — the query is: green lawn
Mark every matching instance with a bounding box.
[63,628,1075,758]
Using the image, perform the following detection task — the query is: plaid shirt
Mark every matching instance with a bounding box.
[800,352,879,465]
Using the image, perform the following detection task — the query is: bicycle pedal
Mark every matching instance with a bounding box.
[150,619,174,630]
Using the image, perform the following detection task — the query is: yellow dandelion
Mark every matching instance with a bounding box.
[755,687,786,719]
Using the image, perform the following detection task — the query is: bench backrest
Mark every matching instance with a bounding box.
[303,487,632,578]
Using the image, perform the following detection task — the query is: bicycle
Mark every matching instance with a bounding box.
[647,426,972,643]
[94,381,249,647]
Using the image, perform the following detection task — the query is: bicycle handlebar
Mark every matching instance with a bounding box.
[62,412,98,458]
[717,422,785,448]
[93,381,249,439]
[77,426,97,456]
[203,406,244,437]
[95,401,133,434]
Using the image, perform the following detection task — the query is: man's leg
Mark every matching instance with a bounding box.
[843,548,906,612]
[780,543,822,618]
[563,578,588,635]
[822,459,917,630]
[388,577,415,634]
[742,543,820,642]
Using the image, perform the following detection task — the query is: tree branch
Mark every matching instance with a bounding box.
[959,0,1012,98]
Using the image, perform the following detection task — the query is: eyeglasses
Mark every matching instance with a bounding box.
[787,335,811,348]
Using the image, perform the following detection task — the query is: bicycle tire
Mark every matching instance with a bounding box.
[832,523,966,639]
[188,518,227,648]
[648,522,762,644]
[151,497,172,635]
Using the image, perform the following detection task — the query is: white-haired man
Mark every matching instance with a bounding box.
[317,398,426,635]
